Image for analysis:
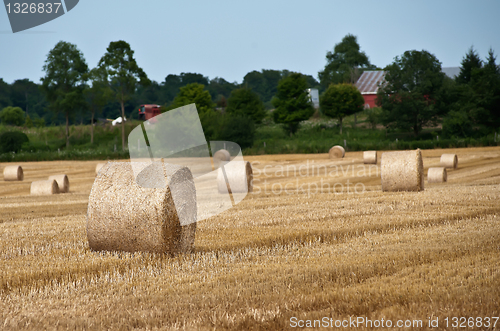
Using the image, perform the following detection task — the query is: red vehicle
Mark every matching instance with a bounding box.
[138,104,161,120]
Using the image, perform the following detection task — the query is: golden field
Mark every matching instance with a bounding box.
[1,147,499,330]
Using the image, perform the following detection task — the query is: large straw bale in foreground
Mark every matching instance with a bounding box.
[95,163,106,175]
[381,149,424,192]
[440,154,458,169]
[329,145,345,159]
[31,180,59,195]
[428,167,447,183]
[87,161,197,254]
[48,174,69,193]
[363,151,377,164]
[217,161,253,193]
[3,165,23,181]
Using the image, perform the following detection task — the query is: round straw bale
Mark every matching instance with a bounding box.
[363,151,377,164]
[440,153,458,169]
[427,167,447,183]
[48,174,69,193]
[329,145,345,159]
[31,179,59,195]
[95,163,106,175]
[381,149,424,192]
[217,161,253,194]
[213,149,230,168]
[87,161,197,254]
[3,165,23,181]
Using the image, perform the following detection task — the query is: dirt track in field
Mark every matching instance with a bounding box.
[1,147,499,330]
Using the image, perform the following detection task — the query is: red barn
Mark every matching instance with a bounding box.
[354,71,386,109]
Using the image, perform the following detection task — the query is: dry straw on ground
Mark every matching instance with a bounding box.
[30,179,59,195]
[95,163,106,175]
[3,165,23,181]
[48,174,69,193]
[329,145,345,159]
[427,167,447,183]
[381,149,424,192]
[441,153,458,169]
[87,161,197,255]
[363,151,377,164]
[217,161,253,194]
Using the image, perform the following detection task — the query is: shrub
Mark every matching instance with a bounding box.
[0,131,29,153]
[0,106,25,126]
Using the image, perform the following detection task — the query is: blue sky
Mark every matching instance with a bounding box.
[1,0,499,85]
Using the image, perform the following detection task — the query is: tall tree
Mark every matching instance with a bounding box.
[171,83,214,113]
[85,67,111,144]
[226,87,266,124]
[99,40,150,150]
[320,84,364,134]
[377,50,446,136]
[318,34,376,88]
[456,47,482,85]
[272,73,314,135]
[41,41,88,147]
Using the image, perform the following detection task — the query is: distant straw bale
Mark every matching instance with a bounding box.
[213,149,231,168]
[363,151,377,164]
[217,161,253,194]
[3,165,23,181]
[329,145,345,159]
[381,149,424,192]
[428,167,447,183]
[440,154,458,169]
[48,174,69,193]
[87,161,196,255]
[31,179,59,195]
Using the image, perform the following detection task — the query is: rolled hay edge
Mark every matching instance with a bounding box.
[427,167,447,183]
[217,161,253,194]
[31,179,59,195]
[95,163,106,175]
[3,165,23,181]
[87,161,196,255]
[363,151,377,164]
[48,174,69,193]
[381,149,424,192]
[440,154,458,169]
[329,145,345,159]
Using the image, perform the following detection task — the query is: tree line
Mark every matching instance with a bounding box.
[1,35,499,153]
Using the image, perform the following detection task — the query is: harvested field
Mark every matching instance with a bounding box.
[1,147,499,330]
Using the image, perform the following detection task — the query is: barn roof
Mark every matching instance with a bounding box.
[355,71,386,94]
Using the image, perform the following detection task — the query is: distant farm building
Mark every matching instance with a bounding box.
[354,71,386,109]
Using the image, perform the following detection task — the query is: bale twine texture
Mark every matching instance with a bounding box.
[329,145,345,159]
[440,154,458,169]
[48,174,69,193]
[381,149,424,192]
[3,165,23,181]
[95,163,106,175]
[427,167,447,183]
[363,151,377,164]
[217,161,253,194]
[87,161,197,254]
[31,180,59,195]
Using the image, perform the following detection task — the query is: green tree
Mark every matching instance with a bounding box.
[98,40,150,150]
[0,106,25,126]
[456,47,482,85]
[41,41,88,147]
[272,73,314,135]
[226,87,266,124]
[318,34,376,88]
[171,83,214,113]
[377,50,446,136]
[85,67,112,144]
[24,114,33,128]
[320,84,364,134]
[0,131,29,153]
